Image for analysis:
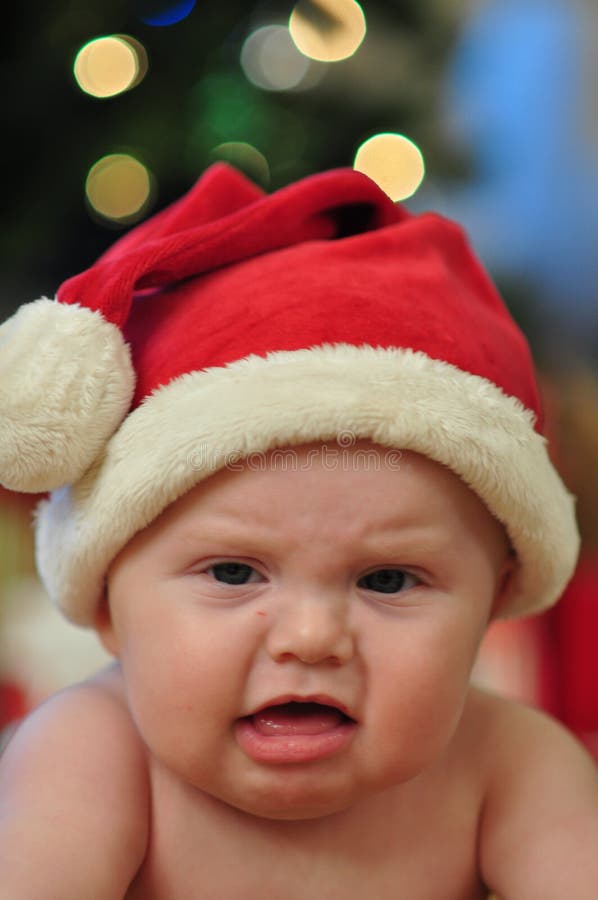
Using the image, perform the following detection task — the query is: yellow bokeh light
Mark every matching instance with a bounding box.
[85,154,153,223]
[211,142,270,187]
[118,36,149,90]
[354,133,425,201]
[74,35,147,98]
[289,0,366,63]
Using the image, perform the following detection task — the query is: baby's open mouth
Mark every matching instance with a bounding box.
[249,701,354,737]
[235,697,358,763]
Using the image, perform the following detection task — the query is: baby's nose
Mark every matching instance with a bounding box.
[266,594,354,665]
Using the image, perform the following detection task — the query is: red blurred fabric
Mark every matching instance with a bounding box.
[541,553,598,742]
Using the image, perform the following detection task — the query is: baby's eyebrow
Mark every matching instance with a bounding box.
[357,524,457,556]
[173,519,281,550]
[175,516,454,557]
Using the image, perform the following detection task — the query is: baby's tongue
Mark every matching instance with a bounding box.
[252,702,344,736]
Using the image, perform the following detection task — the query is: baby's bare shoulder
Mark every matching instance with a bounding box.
[467,687,598,899]
[1,662,145,779]
[465,684,597,775]
[0,664,149,899]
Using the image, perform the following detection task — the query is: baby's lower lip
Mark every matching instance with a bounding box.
[235,703,357,764]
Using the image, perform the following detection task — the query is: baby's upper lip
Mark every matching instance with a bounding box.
[248,694,357,721]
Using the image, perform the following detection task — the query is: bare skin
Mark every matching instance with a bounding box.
[1,444,597,899]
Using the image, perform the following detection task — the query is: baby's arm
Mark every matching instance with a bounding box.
[0,677,149,899]
[479,696,598,899]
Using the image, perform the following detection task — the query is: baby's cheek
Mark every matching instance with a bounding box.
[367,635,472,737]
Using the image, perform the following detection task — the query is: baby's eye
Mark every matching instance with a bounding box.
[207,562,263,585]
[357,568,419,594]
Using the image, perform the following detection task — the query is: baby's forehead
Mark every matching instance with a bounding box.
[167,440,498,534]
[196,440,421,496]
[113,438,510,574]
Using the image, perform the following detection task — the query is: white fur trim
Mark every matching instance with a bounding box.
[0,298,134,492]
[35,345,579,624]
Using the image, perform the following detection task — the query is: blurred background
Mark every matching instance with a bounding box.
[1,0,597,752]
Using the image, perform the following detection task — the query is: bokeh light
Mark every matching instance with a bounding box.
[188,71,308,176]
[210,142,270,187]
[74,35,148,98]
[354,133,425,201]
[241,25,312,92]
[119,36,149,90]
[289,0,366,63]
[85,154,154,223]
[137,0,195,26]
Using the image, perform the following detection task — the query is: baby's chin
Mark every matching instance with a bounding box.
[206,773,396,822]
[227,794,356,822]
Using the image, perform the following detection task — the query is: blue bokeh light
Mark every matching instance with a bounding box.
[138,0,195,27]
[432,0,598,348]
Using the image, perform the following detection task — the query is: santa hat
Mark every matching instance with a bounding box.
[0,163,579,624]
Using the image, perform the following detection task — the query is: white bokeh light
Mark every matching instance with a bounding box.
[241,25,312,92]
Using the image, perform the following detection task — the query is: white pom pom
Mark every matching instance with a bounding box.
[0,298,135,492]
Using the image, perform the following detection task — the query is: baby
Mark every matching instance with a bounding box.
[1,163,597,899]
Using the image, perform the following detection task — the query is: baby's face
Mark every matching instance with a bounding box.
[102,442,511,820]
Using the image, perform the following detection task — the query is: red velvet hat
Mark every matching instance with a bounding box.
[0,163,579,623]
